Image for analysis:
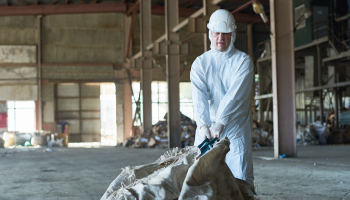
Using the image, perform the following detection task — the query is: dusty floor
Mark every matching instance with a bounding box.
[0,145,349,200]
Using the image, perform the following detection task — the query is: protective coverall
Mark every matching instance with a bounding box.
[191,30,254,185]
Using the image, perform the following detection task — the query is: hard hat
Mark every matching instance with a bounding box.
[207,9,236,33]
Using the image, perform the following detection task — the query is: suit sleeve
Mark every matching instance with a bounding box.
[215,57,254,126]
[190,58,211,128]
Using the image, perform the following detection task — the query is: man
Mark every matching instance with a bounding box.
[191,9,254,186]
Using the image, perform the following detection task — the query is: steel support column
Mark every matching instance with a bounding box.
[270,0,296,158]
[37,15,42,131]
[123,12,133,139]
[202,0,218,52]
[334,65,339,128]
[165,0,181,148]
[140,0,153,131]
[124,77,133,138]
[317,45,324,123]
[247,23,256,120]
[116,81,125,144]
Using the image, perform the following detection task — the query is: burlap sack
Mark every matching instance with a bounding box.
[101,138,255,200]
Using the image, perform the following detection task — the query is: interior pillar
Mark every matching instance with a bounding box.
[123,9,133,138]
[124,75,133,138]
[165,0,181,148]
[270,0,297,158]
[247,23,256,120]
[140,0,153,131]
[116,81,125,144]
[37,15,42,131]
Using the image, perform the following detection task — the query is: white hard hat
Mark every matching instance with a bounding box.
[207,9,236,33]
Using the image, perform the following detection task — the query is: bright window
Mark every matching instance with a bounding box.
[131,82,194,126]
[7,101,35,132]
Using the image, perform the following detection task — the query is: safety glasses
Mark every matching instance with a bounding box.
[211,32,231,38]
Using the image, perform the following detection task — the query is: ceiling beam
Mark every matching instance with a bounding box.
[151,5,198,17]
[126,0,140,16]
[0,3,127,16]
[0,3,260,22]
[233,13,266,24]
[221,0,269,4]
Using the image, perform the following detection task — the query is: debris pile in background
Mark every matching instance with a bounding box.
[309,121,329,145]
[252,121,273,147]
[123,113,197,148]
[0,137,4,148]
[296,125,319,145]
[0,130,68,148]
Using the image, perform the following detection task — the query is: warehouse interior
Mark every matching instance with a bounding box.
[0,0,350,199]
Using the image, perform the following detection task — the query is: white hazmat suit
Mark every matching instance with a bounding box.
[191,12,254,185]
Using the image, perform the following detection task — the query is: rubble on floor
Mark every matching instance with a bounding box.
[102,138,255,200]
[252,121,273,147]
[122,113,197,148]
[296,125,319,145]
[0,131,68,148]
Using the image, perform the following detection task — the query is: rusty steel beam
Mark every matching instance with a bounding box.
[0,3,127,16]
[126,10,135,58]
[0,3,198,17]
[126,0,140,16]
[231,0,254,14]
[16,0,26,5]
[50,0,59,5]
[151,5,197,17]
[233,13,264,23]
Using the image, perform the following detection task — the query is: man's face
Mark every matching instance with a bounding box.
[211,32,231,52]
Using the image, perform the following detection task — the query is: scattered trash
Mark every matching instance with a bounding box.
[296,125,319,145]
[340,182,343,184]
[122,113,197,148]
[314,163,316,166]
[43,148,54,152]
[0,137,4,148]
[279,154,287,158]
[310,121,329,145]
[252,121,273,146]
[24,141,31,146]
[296,166,299,168]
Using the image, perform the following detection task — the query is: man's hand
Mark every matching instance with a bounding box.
[211,123,224,138]
[200,126,212,140]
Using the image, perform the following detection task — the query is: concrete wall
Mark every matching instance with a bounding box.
[42,13,123,63]
[0,13,125,134]
[0,66,38,100]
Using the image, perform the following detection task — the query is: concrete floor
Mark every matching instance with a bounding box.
[0,145,349,200]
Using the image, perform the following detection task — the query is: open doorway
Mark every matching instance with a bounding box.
[7,101,35,133]
[100,83,116,146]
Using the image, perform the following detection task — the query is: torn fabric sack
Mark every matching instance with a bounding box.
[101,138,255,200]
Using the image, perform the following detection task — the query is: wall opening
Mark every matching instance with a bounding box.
[7,101,35,133]
[100,83,116,146]
[131,81,194,126]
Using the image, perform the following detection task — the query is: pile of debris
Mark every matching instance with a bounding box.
[296,125,319,145]
[123,113,197,148]
[252,121,273,147]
